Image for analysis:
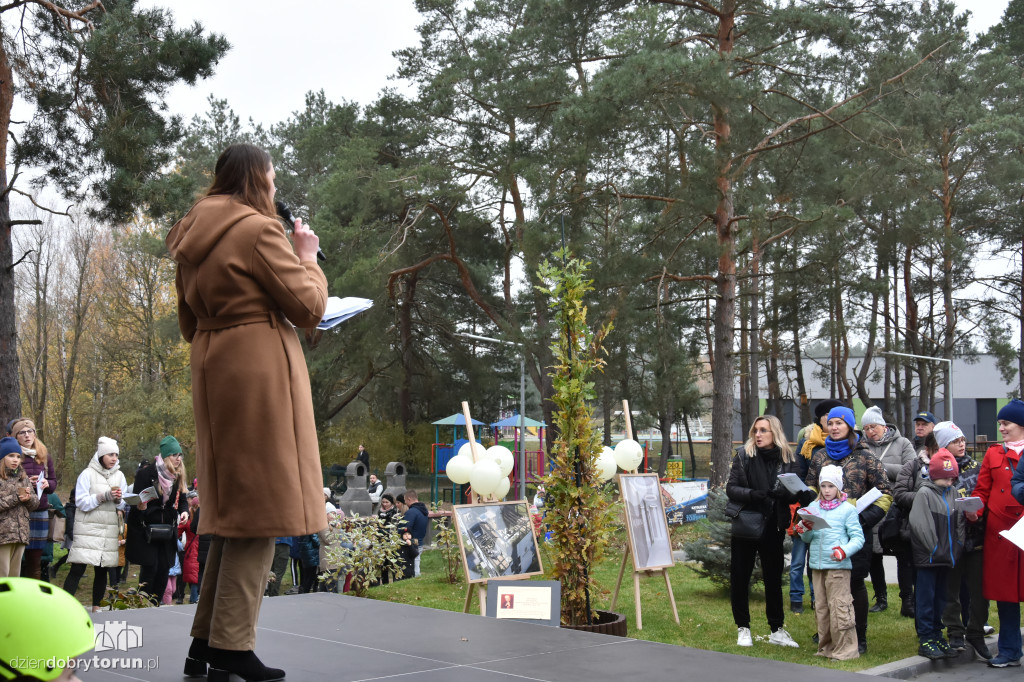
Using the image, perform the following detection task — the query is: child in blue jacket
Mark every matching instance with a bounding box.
[797,464,865,661]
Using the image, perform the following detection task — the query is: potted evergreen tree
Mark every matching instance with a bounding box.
[537,252,624,634]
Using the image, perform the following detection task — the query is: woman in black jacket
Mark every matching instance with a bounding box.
[727,414,801,649]
[126,437,189,605]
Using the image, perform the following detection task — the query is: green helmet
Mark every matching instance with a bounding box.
[0,578,94,681]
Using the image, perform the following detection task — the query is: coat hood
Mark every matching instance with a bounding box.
[166,195,267,266]
[89,450,121,479]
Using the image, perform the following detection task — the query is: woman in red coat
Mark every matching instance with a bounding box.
[974,399,1024,667]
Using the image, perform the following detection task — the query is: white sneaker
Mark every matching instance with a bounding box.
[737,627,753,647]
[768,628,800,648]
[984,625,996,636]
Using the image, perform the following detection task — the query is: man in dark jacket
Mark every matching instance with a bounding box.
[398,490,429,577]
[913,411,936,451]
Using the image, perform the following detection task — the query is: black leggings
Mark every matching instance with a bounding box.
[138,549,172,606]
[63,563,109,607]
[850,543,870,644]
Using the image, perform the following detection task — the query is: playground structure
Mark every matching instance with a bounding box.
[430,412,547,505]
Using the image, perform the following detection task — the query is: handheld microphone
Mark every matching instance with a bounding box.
[276,200,326,261]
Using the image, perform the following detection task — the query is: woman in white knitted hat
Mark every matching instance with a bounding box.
[62,437,127,611]
[860,406,915,614]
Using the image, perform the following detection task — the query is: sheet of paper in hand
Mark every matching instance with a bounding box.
[123,486,158,506]
[854,486,883,514]
[954,496,983,513]
[797,509,832,529]
[318,297,373,330]
[777,473,810,494]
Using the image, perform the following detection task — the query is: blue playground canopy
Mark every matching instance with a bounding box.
[490,415,546,428]
[431,413,485,426]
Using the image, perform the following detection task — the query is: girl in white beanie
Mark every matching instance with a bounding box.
[796,464,865,660]
[63,437,127,611]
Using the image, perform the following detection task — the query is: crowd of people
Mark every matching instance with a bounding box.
[728,398,1024,667]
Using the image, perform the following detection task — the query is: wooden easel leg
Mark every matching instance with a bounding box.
[463,584,474,614]
[611,549,629,612]
[663,569,680,624]
[633,570,643,630]
[478,583,487,616]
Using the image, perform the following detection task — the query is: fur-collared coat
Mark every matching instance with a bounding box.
[166,194,328,538]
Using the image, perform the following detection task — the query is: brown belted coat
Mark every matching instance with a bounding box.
[166,195,328,538]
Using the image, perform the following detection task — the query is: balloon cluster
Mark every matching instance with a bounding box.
[593,439,644,482]
[445,443,514,499]
[446,439,644,492]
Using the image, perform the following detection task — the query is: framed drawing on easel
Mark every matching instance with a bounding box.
[618,473,674,572]
[453,501,543,584]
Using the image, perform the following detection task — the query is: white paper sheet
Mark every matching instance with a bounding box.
[855,486,883,514]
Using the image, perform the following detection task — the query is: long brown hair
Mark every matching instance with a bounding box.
[10,418,47,469]
[206,144,276,218]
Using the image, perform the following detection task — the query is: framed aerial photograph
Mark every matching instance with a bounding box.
[453,501,544,584]
[618,473,675,571]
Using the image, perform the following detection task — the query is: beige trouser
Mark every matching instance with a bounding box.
[190,537,275,650]
[0,543,25,577]
[812,568,859,660]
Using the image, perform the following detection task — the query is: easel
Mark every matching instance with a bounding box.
[458,401,492,616]
[609,399,680,631]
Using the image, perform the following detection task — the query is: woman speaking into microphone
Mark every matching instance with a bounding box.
[166,143,327,682]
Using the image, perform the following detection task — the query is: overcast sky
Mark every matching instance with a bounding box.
[146,0,1011,129]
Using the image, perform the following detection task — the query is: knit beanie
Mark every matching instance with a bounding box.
[814,399,844,421]
[160,435,183,457]
[860,406,885,428]
[997,399,1024,428]
[827,406,856,430]
[928,448,959,480]
[933,421,964,449]
[0,436,22,457]
[95,436,119,458]
[819,464,844,490]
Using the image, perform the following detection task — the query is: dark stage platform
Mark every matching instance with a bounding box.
[79,593,871,681]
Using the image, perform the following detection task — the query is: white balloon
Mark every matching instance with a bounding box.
[446,454,474,484]
[486,445,515,477]
[614,439,644,472]
[469,459,503,496]
[458,441,486,462]
[493,476,511,499]
[596,448,618,482]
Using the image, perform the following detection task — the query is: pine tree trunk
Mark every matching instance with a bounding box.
[0,43,22,423]
[709,1,737,489]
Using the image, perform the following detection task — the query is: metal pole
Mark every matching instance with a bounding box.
[454,331,530,499]
[520,356,526,500]
[880,350,953,422]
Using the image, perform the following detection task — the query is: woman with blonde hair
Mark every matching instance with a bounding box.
[9,418,55,580]
[726,414,801,649]
[126,435,189,607]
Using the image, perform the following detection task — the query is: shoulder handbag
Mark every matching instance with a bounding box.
[878,503,907,555]
[47,512,66,543]
[146,524,174,542]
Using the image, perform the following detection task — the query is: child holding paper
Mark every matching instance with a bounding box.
[796,465,864,660]
[909,448,965,660]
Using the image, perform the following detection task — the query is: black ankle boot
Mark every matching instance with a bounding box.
[184,638,209,677]
[869,598,888,612]
[206,647,285,682]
